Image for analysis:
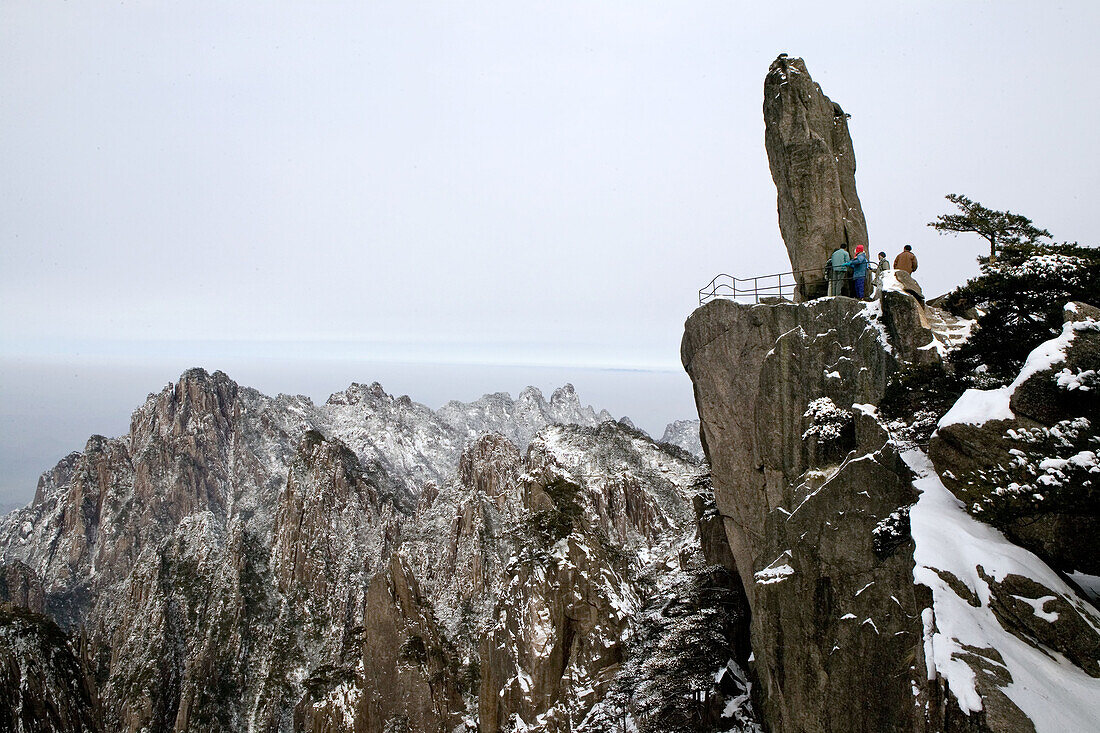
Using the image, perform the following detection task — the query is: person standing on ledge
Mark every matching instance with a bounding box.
[827,244,851,296]
[873,251,889,294]
[893,244,918,274]
[850,245,869,299]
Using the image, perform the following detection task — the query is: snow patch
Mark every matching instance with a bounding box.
[755,551,794,586]
[906,448,1100,730]
[939,316,1099,430]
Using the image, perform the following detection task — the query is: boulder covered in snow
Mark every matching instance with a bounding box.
[931,302,1100,574]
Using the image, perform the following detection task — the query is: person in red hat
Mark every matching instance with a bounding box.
[850,244,869,299]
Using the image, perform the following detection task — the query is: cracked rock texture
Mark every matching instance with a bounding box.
[764,55,869,300]
[683,297,932,732]
[683,294,1100,732]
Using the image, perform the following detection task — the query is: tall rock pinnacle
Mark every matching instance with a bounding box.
[764,55,869,300]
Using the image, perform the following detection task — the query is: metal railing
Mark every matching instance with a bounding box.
[698,268,825,305]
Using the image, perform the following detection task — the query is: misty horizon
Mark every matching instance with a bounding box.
[0,355,698,508]
[3,3,1099,508]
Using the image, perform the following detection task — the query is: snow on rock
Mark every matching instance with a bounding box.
[906,448,1100,731]
[939,316,1100,430]
[659,419,705,459]
[0,606,100,733]
[936,385,1015,428]
[754,552,795,586]
[0,369,736,732]
[437,384,613,451]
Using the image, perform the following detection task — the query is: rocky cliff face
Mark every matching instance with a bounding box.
[0,605,101,733]
[0,370,735,732]
[764,55,869,300]
[660,419,704,459]
[683,294,1100,731]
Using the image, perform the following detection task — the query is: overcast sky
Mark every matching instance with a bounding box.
[2,1,1099,505]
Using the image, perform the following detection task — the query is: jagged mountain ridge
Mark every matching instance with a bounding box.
[0,369,746,733]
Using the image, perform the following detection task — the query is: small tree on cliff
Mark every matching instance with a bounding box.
[946,241,1100,383]
[928,193,1051,261]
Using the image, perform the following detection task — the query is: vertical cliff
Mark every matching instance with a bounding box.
[683,297,933,731]
[0,606,102,733]
[683,295,1100,732]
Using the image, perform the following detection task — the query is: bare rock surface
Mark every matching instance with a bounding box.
[0,605,101,733]
[764,55,869,300]
[0,560,45,612]
[683,295,1100,732]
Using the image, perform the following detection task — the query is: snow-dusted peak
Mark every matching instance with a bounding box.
[437,384,616,451]
[660,419,704,459]
[325,380,392,406]
[517,385,547,405]
[549,383,577,407]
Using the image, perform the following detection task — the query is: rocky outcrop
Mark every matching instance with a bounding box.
[97,513,262,733]
[0,561,45,612]
[271,430,406,613]
[478,423,728,731]
[0,606,101,733]
[930,305,1100,574]
[764,55,869,300]
[684,295,1100,731]
[324,382,462,501]
[660,418,705,459]
[683,297,931,731]
[295,554,466,733]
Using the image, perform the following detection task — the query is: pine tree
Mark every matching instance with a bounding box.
[947,241,1100,383]
[928,193,1051,261]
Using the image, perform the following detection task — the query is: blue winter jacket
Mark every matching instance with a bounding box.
[850,252,869,279]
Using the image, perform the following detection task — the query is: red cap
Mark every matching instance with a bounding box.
[855,245,865,254]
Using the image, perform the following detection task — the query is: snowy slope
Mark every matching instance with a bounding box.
[906,449,1100,732]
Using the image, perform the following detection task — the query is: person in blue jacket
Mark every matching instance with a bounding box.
[826,245,851,296]
[849,244,869,299]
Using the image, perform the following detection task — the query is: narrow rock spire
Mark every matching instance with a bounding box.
[764,55,869,300]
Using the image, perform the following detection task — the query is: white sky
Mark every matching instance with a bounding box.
[2,1,1099,503]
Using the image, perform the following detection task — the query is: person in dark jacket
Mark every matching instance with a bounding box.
[827,246,851,296]
[893,245,918,274]
[850,245,869,299]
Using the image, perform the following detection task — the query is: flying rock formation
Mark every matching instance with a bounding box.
[764,55,870,300]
